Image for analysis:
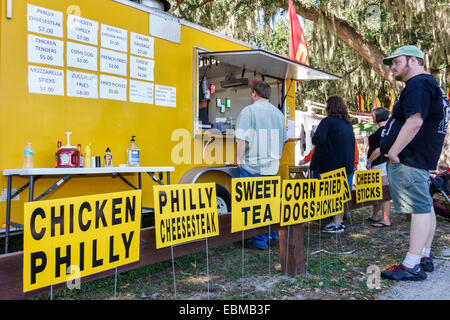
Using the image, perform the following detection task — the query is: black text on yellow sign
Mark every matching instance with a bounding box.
[231,176,281,233]
[355,169,383,203]
[320,167,351,202]
[153,183,219,249]
[23,190,141,293]
[281,177,345,226]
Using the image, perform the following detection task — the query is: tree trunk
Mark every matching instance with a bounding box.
[277,1,398,88]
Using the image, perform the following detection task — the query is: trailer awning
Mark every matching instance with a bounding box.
[199,49,341,81]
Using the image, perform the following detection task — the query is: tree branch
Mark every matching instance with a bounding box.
[277,0,397,87]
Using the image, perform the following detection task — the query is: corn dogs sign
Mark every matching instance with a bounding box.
[23,190,141,292]
[281,177,345,226]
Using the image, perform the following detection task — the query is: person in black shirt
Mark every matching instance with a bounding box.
[311,95,355,233]
[367,107,391,227]
[379,45,449,281]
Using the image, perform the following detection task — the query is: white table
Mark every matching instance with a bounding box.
[2,166,174,253]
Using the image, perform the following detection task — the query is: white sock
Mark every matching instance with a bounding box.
[402,252,422,268]
[421,248,431,258]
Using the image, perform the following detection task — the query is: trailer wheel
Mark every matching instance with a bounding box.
[216,184,231,215]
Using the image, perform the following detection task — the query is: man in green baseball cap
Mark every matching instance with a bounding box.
[382,45,424,66]
[379,44,449,282]
[382,45,425,82]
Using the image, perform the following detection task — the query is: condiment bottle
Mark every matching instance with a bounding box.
[104,148,113,167]
[23,142,34,169]
[78,144,84,167]
[84,143,92,168]
[127,136,140,167]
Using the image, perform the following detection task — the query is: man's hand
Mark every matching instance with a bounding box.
[384,112,423,164]
[385,152,400,163]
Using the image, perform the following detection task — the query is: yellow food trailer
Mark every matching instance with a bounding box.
[0,0,340,246]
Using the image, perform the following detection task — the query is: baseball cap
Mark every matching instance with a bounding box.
[382,45,424,66]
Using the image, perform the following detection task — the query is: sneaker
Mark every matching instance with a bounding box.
[321,223,344,233]
[242,239,266,250]
[420,257,434,272]
[381,264,427,281]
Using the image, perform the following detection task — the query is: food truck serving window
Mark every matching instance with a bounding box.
[194,49,340,135]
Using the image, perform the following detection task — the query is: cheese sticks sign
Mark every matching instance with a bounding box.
[354,169,383,203]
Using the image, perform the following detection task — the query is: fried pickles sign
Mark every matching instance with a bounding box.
[281,177,345,226]
[23,190,141,292]
[153,183,219,249]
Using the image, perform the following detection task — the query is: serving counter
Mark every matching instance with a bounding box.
[2,166,174,253]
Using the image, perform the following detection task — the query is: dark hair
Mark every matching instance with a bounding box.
[325,96,351,122]
[251,80,271,99]
[373,107,390,123]
[405,56,424,66]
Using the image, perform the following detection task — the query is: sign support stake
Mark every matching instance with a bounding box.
[171,246,177,300]
[305,222,311,281]
[114,267,118,298]
[205,238,210,300]
[241,230,244,300]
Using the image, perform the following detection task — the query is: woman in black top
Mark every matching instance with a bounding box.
[367,107,391,227]
[311,96,355,233]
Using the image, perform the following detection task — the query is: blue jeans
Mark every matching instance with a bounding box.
[237,167,278,249]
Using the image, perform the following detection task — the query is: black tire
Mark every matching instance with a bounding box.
[215,184,231,215]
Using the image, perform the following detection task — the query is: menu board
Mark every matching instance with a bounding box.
[101,24,128,52]
[27,4,63,38]
[67,14,98,45]
[130,79,154,104]
[130,32,154,59]
[28,65,64,96]
[67,70,98,99]
[26,4,175,107]
[27,34,64,67]
[66,41,98,71]
[100,74,127,101]
[155,85,176,108]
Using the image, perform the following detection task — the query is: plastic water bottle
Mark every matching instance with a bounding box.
[23,142,34,169]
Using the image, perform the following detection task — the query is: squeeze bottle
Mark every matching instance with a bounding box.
[23,142,34,169]
[84,143,92,168]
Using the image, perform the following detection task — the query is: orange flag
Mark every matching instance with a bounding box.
[288,0,309,65]
[389,88,396,112]
[366,93,370,112]
[374,89,381,109]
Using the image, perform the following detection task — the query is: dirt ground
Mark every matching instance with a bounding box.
[26,206,449,301]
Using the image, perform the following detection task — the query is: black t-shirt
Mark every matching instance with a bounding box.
[379,74,449,170]
[368,126,386,167]
[311,116,355,175]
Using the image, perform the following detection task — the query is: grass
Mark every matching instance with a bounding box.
[2,205,449,300]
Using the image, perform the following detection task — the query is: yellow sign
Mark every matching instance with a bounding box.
[23,190,141,292]
[355,169,383,203]
[153,183,219,249]
[281,178,345,226]
[320,167,351,202]
[231,176,281,233]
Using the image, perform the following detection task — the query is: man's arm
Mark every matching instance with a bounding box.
[236,138,248,167]
[385,112,424,163]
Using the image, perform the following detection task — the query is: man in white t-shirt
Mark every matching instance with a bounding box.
[235,79,287,249]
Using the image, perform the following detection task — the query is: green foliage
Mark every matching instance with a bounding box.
[171,0,448,111]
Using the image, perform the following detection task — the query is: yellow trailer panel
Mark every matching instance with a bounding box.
[0,0,338,227]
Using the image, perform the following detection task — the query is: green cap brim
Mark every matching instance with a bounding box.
[382,54,400,66]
